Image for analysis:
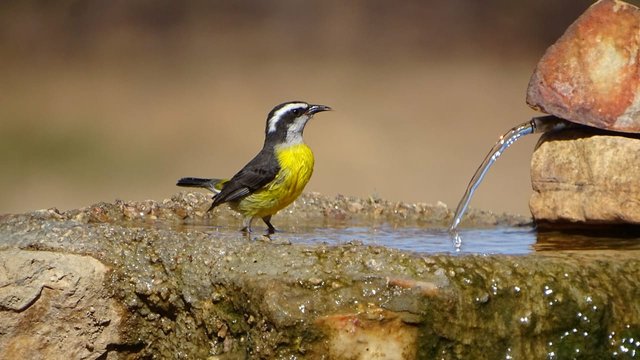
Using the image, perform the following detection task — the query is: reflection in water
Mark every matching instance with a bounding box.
[535,229,640,252]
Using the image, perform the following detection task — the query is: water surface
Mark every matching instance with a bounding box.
[178,223,640,255]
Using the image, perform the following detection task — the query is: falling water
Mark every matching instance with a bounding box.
[449,115,569,232]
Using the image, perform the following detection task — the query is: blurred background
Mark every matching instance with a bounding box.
[0,0,608,215]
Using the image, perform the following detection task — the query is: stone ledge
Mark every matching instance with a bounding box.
[530,129,640,225]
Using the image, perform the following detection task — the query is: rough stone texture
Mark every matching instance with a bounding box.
[0,249,123,359]
[0,193,638,358]
[530,128,640,225]
[527,0,640,133]
[316,309,418,360]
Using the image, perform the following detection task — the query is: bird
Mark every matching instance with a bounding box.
[176,101,332,234]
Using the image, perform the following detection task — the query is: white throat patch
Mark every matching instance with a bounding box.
[267,102,309,133]
[284,115,310,145]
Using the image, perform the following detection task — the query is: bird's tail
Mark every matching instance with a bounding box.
[176,177,226,194]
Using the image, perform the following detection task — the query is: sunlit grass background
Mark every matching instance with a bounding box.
[1,0,599,215]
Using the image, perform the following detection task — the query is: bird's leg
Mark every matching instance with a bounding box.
[240,217,254,234]
[262,215,276,234]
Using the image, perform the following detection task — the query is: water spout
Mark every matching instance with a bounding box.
[449,116,569,232]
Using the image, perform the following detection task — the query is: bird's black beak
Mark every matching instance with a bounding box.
[307,104,332,115]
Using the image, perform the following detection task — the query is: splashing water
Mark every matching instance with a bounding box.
[449,116,569,232]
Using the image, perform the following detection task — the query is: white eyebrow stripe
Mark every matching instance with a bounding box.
[267,102,308,133]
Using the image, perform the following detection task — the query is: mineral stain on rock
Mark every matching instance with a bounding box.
[0,192,639,359]
[316,308,419,360]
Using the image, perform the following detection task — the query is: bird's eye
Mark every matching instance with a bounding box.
[291,108,302,116]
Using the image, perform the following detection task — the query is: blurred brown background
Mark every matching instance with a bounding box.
[0,0,614,215]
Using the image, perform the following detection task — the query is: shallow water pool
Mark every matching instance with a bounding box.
[179,222,640,255]
[289,226,535,254]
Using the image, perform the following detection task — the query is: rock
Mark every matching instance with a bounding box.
[527,0,640,133]
[1,194,639,358]
[530,128,640,224]
[0,249,124,359]
[315,308,418,360]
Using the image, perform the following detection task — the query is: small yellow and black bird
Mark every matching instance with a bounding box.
[177,101,332,234]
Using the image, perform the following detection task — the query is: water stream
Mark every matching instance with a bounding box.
[449,115,570,231]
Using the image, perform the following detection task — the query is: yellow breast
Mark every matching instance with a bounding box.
[236,143,314,218]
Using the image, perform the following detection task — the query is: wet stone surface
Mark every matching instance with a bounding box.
[0,192,639,359]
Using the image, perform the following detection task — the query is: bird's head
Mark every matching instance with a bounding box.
[265,101,332,146]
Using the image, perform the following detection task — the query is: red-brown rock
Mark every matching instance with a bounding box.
[527,0,640,133]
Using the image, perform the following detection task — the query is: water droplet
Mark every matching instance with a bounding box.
[491,282,499,295]
[475,293,489,304]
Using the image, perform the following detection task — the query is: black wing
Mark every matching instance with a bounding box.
[210,148,280,207]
